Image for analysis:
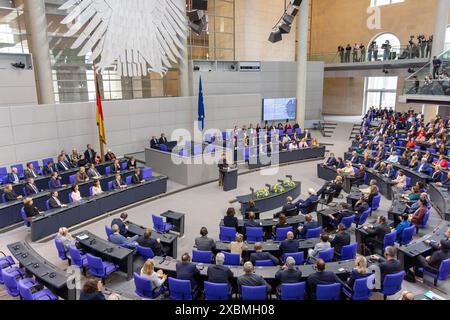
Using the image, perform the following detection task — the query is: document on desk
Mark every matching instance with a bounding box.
[76,234,89,241]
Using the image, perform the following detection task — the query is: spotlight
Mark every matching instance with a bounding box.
[279,23,291,34]
[192,0,208,10]
[11,62,25,69]
[188,9,206,35]
[268,29,283,43]
[268,0,302,43]
[291,0,303,6]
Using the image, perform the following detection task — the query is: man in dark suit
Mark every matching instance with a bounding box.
[369,246,403,289]
[137,228,163,256]
[108,224,138,249]
[194,227,216,251]
[131,169,145,184]
[176,253,200,288]
[295,188,319,214]
[24,178,40,195]
[279,231,299,255]
[150,136,159,149]
[244,212,260,228]
[112,174,127,190]
[237,262,271,294]
[111,212,129,237]
[436,172,450,187]
[354,196,370,219]
[363,215,391,254]
[3,184,22,202]
[325,153,338,167]
[306,259,341,300]
[24,162,39,179]
[110,159,122,174]
[56,155,71,172]
[43,161,55,176]
[277,196,297,217]
[426,227,450,250]
[48,191,67,209]
[275,257,303,288]
[249,242,279,266]
[207,253,233,291]
[7,167,20,184]
[87,163,101,179]
[159,133,168,145]
[316,176,343,203]
[415,158,431,175]
[84,144,96,164]
[330,224,351,256]
[385,164,396,180]
[349,151,359,164]
[415,240,450,276]
[298,214,319,239]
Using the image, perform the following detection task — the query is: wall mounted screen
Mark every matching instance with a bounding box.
[262,98,297,121]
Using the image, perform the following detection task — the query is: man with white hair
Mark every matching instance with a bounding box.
[275,257,303,287]
[108,224,138,249]
[295,188,319,214]
[206,253,233,291]
[237,262,271,294]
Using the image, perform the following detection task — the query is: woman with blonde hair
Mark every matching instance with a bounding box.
[229,233,247,263]
[140,259,167,294]
[345,255,369,288]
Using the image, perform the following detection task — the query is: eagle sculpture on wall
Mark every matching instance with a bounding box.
[59,0,188,77]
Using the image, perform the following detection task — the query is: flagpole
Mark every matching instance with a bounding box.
[93,65,105,162]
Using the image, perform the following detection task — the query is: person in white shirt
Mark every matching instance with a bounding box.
[70,184,82,202]
[386,151,399,164]
[392,170,407,189]
[338,161,355,176]
[91,179,104,196]
[140,259,167,292]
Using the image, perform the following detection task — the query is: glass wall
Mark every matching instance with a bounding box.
[187,0,235,60]
[0,1,28,54]
[364,76,398,113]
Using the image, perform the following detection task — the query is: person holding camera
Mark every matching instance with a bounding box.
[382,40,391,61]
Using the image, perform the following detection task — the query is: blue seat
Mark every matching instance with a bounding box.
[192,250,213,263]
[280,282,305,300]
[354,208,371,227]
[69,174,76,185]
[397,225,415,246]
[318,248,334,262]
[68,245,88,269]
[0,167,8,183]
[29,161,42,175]
[275,226,293,241]
[204,281,229,300]
[340,243,357,261]
[168,277,196,300]
[105,225,113,238]
[159,144,168,152]
[222,252,240,266]
[282,252,304,265]
[305,227,321,239]
[1,267,25,297]
[22,187,28,197]
[383,231,397,251]
[0,254,15,284]
[415,209,430,233]
[20,207,30,227]
[105,167,111,175]
[341,215,355,230]
[152,214,173,233]
[54,239,68,262]
[45,199,51,210]
[255,259,275,266]
[219,226,236,242]
[134,272,164,299]
[42,158,54,167]
[11,164,24,179]
[18,278,58,300]
[136,245,155,260]
[142,167,153,180]
[343,274,375,300]
[125,176,132,185]
[241,285,267,300]
[422,258,450,286]
[371,194,381,211]
[107,181,113,190]
[246,227,264,243]
[381,271,405,299]
[1,193,6,203]
[405,176,412,189]
[121,162,127,170]
[89,186,95,196]
[316,283,341,300]
[86,254,119,284]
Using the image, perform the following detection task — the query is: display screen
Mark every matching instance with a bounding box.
[262,98,297,121]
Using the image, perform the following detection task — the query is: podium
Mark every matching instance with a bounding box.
[221,167,238,191]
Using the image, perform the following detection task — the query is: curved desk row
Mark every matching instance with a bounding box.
[247,147,326,169]
[7,241,75,300]
[236,182,301,214]
[31,176,168,241]
[220,215,305,234]
[428,183,450,221]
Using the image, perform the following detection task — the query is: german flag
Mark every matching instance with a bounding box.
[95,72,107,145]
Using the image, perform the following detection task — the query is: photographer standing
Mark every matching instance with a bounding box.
[419,35,427,58]
[426,35,433,58]
[382,40,391,61]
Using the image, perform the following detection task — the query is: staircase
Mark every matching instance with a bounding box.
[322,122,337,138]
[349,124,361,140]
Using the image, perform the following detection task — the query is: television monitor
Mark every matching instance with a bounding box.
[262,98,297,121]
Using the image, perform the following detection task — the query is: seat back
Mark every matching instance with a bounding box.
[125,176,132,185]
[89,186,94,196]
[316,283,341,300]
[280,282,305,300]
[276,227,293,241]
[54,239,68,261]
[357,208,371,226]
[405,176,412,189]
[241,285,267,300]
[383,231,397,249]
[168,277,193,300]
[192,250,213,264]
[341,215,355,229]
[159,144,168,152]
[318,248,334,262]
[400,225,415,245]
[219,226,236,242]
[418,209,431,228]
[105,167,111,175]
[20,207,30,227]
[282,252,304,265]
[69,174,76,185]
[136,245,155,260]
[305,227,321,239]
[152,215,166,233]
[29,161,41,175]
[134,272,154,298]
[340,243,357,261]
[352,274,375,300]
[11,164,24,178]
[222,252,240,266]
[45,199,51,210]
[255,259,274,266]
[141,167,153,180]
[2,268,22,296]
[68,245,84,267]
[284,207,299,217]
[438,258,450,280]
[371,194,381,211]
[306,201,319,214]
[22,187,28,197]
[17,278,36,300]
[42,158,54,167]
[245,227,264,243]
[107,181,113,190]
[204,281,229,300]
[105,225,113,238]
[382,271,405,296]
[86,254,105,277]
[1,193,6,203]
